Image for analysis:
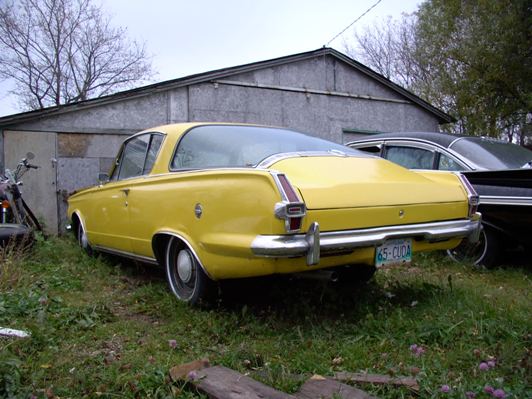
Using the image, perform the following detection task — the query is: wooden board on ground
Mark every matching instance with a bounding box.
[168,360,386,399]
[295,375,379,399]
[334,371,419,391]
[169,358,210,382]
[195,365,296,399]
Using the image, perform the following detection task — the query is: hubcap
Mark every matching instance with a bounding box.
[177,250,194,283]
[448,229,487,265]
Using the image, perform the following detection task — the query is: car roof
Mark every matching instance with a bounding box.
[348,131,469,148]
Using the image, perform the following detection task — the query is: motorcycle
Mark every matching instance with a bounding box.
[0,153,42,247]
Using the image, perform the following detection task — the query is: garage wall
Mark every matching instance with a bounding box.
[56,132,126,232]
[1,53,443,233]
[186,83,438,143]
[10,94,169,134]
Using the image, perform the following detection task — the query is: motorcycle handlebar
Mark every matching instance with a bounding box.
[22,159,39,169]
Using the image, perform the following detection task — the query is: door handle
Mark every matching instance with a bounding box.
[121,188,130,196]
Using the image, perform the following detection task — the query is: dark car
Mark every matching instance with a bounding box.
[347,132,532,267]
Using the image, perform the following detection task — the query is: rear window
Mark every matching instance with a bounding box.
[171,125,362,169]
[450,137,532,169]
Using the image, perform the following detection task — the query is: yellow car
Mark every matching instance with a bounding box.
[67,123,481,305]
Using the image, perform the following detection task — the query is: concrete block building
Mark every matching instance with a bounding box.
[0,48,452,233]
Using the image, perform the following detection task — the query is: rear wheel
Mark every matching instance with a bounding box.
[76,221,93,256]
[447,226,500,268]
[165,237,215,305]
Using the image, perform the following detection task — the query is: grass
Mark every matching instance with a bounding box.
[0,236,530,398]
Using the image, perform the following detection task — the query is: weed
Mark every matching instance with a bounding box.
[0,232,33,291]
[0,238,530,398]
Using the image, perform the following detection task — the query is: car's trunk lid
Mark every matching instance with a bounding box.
[270,156,465,210]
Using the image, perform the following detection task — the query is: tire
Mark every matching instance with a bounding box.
[447,225,500,268]
[165,236,215,305]
[77,221,93,256]
[0,223,33,248]
[336,264,377,284]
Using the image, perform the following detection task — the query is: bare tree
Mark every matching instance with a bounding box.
[345,15,419,89]
[0,0,153,110]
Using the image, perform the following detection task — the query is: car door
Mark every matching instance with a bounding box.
[88,133,163,254]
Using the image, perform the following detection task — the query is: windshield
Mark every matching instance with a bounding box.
[449,137,532,170]
[171,125,363,169]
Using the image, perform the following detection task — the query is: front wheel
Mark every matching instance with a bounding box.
[77,221,93,256]
[165,237,215,306]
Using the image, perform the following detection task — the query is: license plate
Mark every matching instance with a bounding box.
[375,239,412,267]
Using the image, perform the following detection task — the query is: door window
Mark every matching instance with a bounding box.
[385,146,435,169]
[113,133,164,180]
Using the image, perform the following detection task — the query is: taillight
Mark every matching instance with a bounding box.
[277,175,299,202]
[273,173,306,233]
[1,200,9,209]
[457,174,479,217]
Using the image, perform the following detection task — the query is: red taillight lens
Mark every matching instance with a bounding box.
[277,174,300,202]
[1,200,9,209]
[289,217,302,231]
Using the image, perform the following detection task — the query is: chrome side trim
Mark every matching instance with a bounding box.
[92,245,159,265]
[251,215,482,266]
[479,196,532,206]
[257,151,357,169]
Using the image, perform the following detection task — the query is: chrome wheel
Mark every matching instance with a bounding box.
[77,221,93,256]
[165,236,214,305]
[447,226,499,268]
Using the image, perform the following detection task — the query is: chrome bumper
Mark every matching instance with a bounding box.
[251,213,482,266]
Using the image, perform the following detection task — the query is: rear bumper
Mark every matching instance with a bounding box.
[251,213,482,266]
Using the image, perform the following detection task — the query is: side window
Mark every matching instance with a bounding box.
[113,133,164,181]
[118,135,150,180]
[385,146,435,169]
[143,134,164,174]
[171,129,233,169]
[438,154,465,171]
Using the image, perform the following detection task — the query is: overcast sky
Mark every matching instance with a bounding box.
[0,0,421,117]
